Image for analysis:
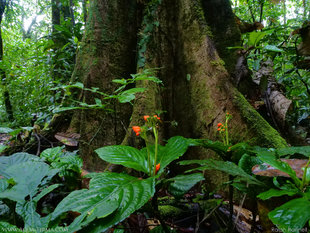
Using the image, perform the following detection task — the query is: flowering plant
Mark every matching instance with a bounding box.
[49,114,203,232]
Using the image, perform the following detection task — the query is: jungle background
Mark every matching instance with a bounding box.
[0,0,310,232]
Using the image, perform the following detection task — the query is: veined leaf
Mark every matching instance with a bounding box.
[40,146,64,163]
[263,45,283,52]
[118,88,146,103]
[96,136,188,176]
[157,136,189,173]
[96,146,148,173]
[180,159,263,185]
[51,173,155,232]
[268,198,310,233]
[0,179,8,192]
[0,161,58,202]
[190,139,228,157]
[16,201,46,228]
[257,188,299,200]
[33,184,60,203]
[276,146,310,157]
[0,153,42,178]
[166,173,204,197]
[248,31,268,46]
[257,153,301,187]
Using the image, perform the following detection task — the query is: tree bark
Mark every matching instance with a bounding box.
[67,0,138,171]
[65,0,287,178]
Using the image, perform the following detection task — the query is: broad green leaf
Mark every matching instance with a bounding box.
[0,127,13,133]
[269,198,310,233]
[0,153,41,178]
[189,139,228,157]
[248,31,267,46]
[238,154,262,175]
[276,146,310,157]
[118,88,146,103]
[50,153,82,176]
[52,173,155,232]
[180,159,263,185]
[257,153,301,187]
[33,184,60,203]
[40,146,63,163]
[166,173,204,197]
[134,76,162,83]
[257,188,299,200]
[112,79,127,85]
[0,161,58,202]
[96,146,148,173]
[263,45,283,52]
[0,179,8,192]
[16,201,45,228]
[157,136,189,173]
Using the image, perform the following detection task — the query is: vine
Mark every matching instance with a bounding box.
[137,0,162,68]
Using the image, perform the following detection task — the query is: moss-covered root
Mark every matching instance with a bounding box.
[233,90,287,148]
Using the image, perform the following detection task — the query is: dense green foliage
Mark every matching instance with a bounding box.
[0,0,85,126]
[232,0,310,124]
[1,0,310,232]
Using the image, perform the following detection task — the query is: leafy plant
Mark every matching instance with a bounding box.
[0,147,83,231]
[255,146,310,233]
[53,68,162,113]
[49,115,203,232]
[0,152,59,229]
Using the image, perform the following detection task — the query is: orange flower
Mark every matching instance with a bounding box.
[155,163,160,174]
[217,123,222,127]
[154,115,160,120]
[132,126,141,136]
[217,128,221,131]
[144,115,150,121]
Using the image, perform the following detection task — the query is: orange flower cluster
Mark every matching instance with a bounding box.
[132,126,141,136]
[144,115,161,122]
[132,115,161,137]
[217,123,225,132]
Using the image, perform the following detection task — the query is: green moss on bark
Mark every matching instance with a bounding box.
[233,91,287,148]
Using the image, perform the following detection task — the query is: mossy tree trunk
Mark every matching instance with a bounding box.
[66,0,286,174]
[67,0,138,171]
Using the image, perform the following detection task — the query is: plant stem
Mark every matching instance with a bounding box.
[225,117,229,146]
[145,140,152,176]
[152,192,170,233]
[301,157,310,190]
[153,127,159,176]
[227,175,234,232]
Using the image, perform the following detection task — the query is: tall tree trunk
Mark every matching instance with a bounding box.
[82,0,87,24]
[0,0,13,121]
[68,0,137,171]
[66,0,286,177]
